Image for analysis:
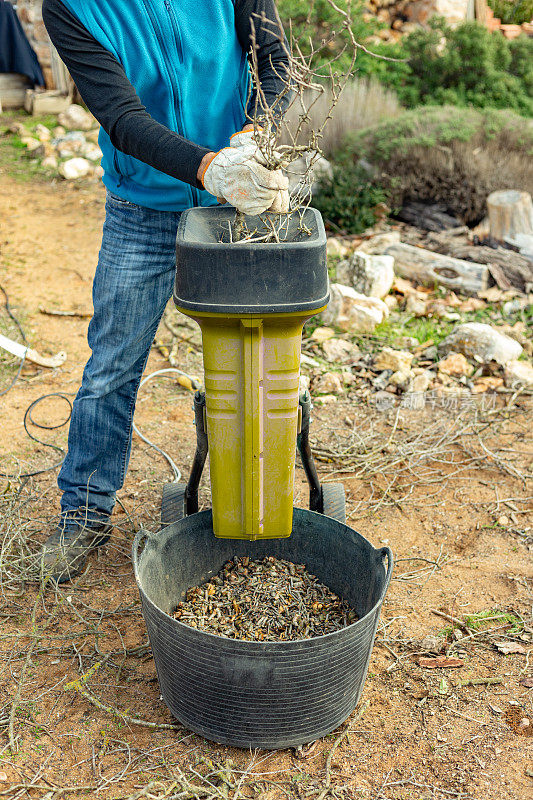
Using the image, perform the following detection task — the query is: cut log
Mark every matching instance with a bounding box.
[395,220,532,292]
[425,239,533,293]
[0,73,31,109]
[487,190,533,244]
[396,202,463,232]
[384,243,489,295]
[24,89,71,116]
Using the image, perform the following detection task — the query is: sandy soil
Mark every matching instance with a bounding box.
[0,174,532,800]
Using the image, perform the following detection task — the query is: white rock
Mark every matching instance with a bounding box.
[342,304,384,333]
[420,635,442,653]
[320,285,352,327]
[93,165,105,179]
[406,0,468,27]
[357,231,401,255]
[326,237,350,258]
[375,347,413,373]
[504,360,533,389]
[408,371,432,393]
[321,283,388,333]
[85,128,101,144]
[35,123,51,142]
[41,155,58,170]
[301,353,320,368]
[54,130,87,145]
[313,372,343,395]
[388,369,413,390]
[299,374,310,394]
[57,144,81,158]
[83,144,103,161]
[58,104,95,131]
[441,323,522,365]
[20,136,41,151]
[337,252,394,299]
[503,299,525,316]
[322,338,357,364]
[405,292,428,317]
[314,394,337,405]
[59,157,91,180]
[310,326,335,344]
[341,370,356,386]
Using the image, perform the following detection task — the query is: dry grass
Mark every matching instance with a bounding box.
[345,105,533,224]
[312,395,532,515]
[281,78,400,157]
[0,396,531,798]
[386,139,533,225]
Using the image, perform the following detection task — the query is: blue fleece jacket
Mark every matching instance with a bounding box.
[60,0,250,210]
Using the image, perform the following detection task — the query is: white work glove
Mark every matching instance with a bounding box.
[229,128,259,149]
[230,127,278,160]
[202,145,289,215]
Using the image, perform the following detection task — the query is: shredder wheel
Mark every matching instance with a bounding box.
[161,482,187,526]
[321,483,346,524]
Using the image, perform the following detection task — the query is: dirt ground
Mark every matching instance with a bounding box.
[0,171,532,800]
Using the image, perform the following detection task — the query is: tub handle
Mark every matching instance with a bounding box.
[376,546,393,599]
[132,527,151,582]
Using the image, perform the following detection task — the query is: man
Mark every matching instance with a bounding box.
[40,0,290,581]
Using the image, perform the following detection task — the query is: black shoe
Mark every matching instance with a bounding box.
[40,519,112,583]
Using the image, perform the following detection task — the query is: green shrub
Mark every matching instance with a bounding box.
[508,35,533,97]
[317,106,533,227]
[313,162,392,234]
[379,19,533,116]
[488,0,533,24]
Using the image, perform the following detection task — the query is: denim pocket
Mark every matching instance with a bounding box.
[106,191,140,210]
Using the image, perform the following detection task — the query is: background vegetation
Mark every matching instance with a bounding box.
[379,19,533,115]
[274,2,533,234]
[488,0,533,24]
[314,106,533,232]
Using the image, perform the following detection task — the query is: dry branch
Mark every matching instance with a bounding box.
[232,0,397,242]
[65,661,181,731]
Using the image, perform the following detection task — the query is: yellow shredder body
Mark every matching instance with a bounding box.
[174,208,328,540]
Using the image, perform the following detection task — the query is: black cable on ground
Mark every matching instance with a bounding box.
[0,393,72,480]
[0,284,27,397]
[0,286,73,479]
[1,284,193,482]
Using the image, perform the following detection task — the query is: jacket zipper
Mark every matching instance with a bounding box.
[164,0,200,206]
[141,0,195,207]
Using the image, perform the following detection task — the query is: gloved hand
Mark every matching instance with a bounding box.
[201,145,289,215]
[230,126,262,149]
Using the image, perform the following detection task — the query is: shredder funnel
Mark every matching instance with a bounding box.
[175,207,328,540]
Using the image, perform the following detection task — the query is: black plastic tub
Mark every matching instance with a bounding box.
[133,508,392,749]
[174,206,328,315]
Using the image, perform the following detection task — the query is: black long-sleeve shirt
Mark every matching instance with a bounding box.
[42,0,288,189]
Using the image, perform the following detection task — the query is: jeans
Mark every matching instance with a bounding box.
[58,192,182,522]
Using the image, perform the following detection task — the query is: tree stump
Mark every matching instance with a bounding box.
[487,190,533,243]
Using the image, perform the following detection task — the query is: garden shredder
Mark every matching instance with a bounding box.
[160,205,348,536]
[132,206,393,749]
